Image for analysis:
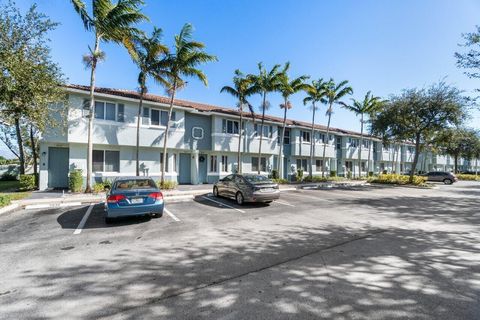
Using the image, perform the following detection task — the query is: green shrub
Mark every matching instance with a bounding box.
[157,180,178,190]
[346,171,352,179]
[93,182,107,193]
[69,169,83,192]
[19,174,36,191]
[271,169,279,179]
[0,194,11,207]
[297,169,304,181]
[382,170,388,174]
[272,178,288,184]
[368,174,427,186]
[330,170,337,177]
[456,174,480,181]
[368,171,374,177]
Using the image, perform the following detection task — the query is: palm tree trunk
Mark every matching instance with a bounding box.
[277,98,288,178]
[237,101,243,174]
[85,35,100,193]
[257,92,267,174]
[309,102,316,178]
[135,84,146,176]
[321,103,333,178]
[14,117,25,175]
[161,80,177,184]
[358,114,363,178]
[30,125,38,188]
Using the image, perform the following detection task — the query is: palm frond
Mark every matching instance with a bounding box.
[71,0,93,30]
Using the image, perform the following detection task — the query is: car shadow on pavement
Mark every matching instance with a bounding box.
[193,193,271,210]
[56,204,152,229]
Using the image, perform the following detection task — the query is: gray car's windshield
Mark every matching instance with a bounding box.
[114,179,156,190]
[243,175,271,183]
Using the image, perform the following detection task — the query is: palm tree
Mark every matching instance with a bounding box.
[277,63,309,178]
[220,70,256,174]
[303,79,327,178]
[249,63,284,174]
[159,23,217,184]
[71,0,147,192]
[321,79,353,177]
[124,27,169,176]
[340,91,382,178]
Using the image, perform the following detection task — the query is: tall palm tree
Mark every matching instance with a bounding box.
[249,63,284,174]
[159,23,217,184]
[220,70,256,174]
[71,0,147,192]
[303,79,327,178]
[321,79,353,177]
[277,63,309,178]
[340,91,382,178]
[124,27,169,176]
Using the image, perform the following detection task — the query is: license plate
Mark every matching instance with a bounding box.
[131,198,144,204]
[261,188,275,192]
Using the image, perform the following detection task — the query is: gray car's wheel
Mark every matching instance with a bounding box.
[213,186,219,197]
[443,179,453,185]
[236,192,244,205]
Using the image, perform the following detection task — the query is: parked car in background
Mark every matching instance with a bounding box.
[213,174,280,205]
[105,177,164,223]
[425,171,458,184]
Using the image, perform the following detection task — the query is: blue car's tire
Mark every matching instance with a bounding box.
[105,217,115,224]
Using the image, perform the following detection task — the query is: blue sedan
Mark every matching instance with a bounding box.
[105,177,164,223]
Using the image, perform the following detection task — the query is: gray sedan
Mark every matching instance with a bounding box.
[425,171,458,184]
[213,174,280,205]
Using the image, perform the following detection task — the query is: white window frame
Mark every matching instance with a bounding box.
[210,155,218,173]
[301,131,311,143]
[142,107,176,127]
[221,155,228,172]
[222,119,239,134]
[92,150,120,173]
[87,100,124,122]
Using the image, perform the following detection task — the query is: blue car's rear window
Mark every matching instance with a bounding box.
[114,179,157,190]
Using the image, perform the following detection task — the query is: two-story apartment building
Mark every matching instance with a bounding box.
[38,85,480,190]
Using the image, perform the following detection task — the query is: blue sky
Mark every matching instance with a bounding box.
[3,0,480,157]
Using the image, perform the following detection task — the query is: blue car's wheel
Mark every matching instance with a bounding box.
[105,217,115,224]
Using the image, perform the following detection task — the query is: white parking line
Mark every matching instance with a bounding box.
[274,200,295,207]
[73,204,94,235]
[164,208,180,221]
[201,196,246,213]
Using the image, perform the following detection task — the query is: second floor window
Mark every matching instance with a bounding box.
[317,132,326,143]
[349,138,359,148]
[254,124,273,138]
[284,128,291,144]
[90,100,124,122]
[222,119,239,134]
[143,107,176,126]
[362,140,369,148]
[93,150,119,172]
[301,131,310,143]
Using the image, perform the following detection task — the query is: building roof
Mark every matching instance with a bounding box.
[65,84,378,139]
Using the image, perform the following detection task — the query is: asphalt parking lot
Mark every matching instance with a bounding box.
[1,181,479,319]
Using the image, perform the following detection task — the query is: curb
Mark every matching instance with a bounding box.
[0,203,20,216]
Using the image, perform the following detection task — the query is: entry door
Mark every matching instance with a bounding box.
[48,147,69,189]
[178,153,191,184]
[199,154,207,183]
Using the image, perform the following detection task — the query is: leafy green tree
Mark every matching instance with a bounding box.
[0,1,65,183]
[71,0,147,192]
[277,64,309,177]
[221,70,256,174]
[125,27,169,176]
[371,82,468,182]
[455,26,480,87]
[340,91,383,177]
[303,79,327,178]
[321,79,353,177]
[158,23,217,184]
[249,63,284,174]
[434,128,479,173]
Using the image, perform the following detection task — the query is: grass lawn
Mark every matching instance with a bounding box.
[0,180,32,205]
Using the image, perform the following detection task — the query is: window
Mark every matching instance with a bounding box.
[317,133,326,143]
[160,111,170,126]
[284,128,291,144]
[160,153,169,172]
[222,119,239,134]
[316,159,323,171]
[143,108,176,126]
[362,140,369,148]
[296,159,308,171]
[345,161,353,171]
[143,107,150,125]
[254,124,272,138]
[336,137,342,150]
[373,142,377,153]
[210,155,218,172]
[349,138,359,148]
[252,157,267,172]
[172,154,177,172]
[151,109,160,126]
[92,150,119,172]
[93,101,123,122]
[301,131,311,143]
[221,155,228,172]
[361,161,367,172]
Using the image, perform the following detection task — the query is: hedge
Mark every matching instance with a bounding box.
[0,194,11,208]
[19,174,36,191]
[69,170,83,192]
